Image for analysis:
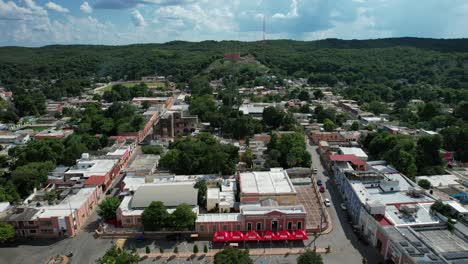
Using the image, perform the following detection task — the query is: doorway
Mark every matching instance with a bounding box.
[271,220,278,231]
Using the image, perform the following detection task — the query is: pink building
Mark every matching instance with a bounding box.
[0,187,102,238]
[195,205,306,238]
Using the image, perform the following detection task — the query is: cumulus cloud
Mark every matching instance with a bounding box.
[131,10,146,27]
[80,2,93,14]
[94,0,195,9]
[2,0,468,46]
[23,0,47,16]
[45,1,69,13]
[272,0,298,19]
[0,0,31,20]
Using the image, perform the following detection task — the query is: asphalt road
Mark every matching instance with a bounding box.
[305,140,383,264]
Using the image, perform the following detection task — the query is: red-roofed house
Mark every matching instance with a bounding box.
[329,154,367,171]
[84,176,106,188]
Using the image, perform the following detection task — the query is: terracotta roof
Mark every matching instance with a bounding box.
[84,176,106,186]
[329,154,366,166]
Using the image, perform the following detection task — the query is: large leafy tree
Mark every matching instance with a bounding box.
[172,204,197,230]
[11,161,55,197]
[266,132,311,169]
[297,250,324,264]
[416,135,445,175]
[141,201,170,231]
[440,125,468,162]
[262,107,284,129]
[323,118,336,132]
[0,183,20,203]
[98,197,121,221]
[159,133,239,175]
[188,95,217,121]
[214,246,253,264]
[96,246,140,264]
[453,101,468,122]
[0,222,15,243]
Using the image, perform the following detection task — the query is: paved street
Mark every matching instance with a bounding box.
[305,139,383,264]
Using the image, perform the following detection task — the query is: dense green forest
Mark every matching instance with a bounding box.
[1,38,468,117]
[1,38,468,101]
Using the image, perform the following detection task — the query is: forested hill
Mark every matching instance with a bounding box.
[307,37,468,52]
[1,37,468,104]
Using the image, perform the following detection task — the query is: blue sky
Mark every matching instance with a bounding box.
[1,0,467,46]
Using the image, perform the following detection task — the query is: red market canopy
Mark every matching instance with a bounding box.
[228,231,244,242]
[213,231,229,242]
[262,231,278,241]
[290,229,308,240]
[244,231,263,241]
[276,230,291,240]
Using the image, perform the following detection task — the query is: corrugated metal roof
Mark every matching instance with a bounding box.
[131,182,197,208]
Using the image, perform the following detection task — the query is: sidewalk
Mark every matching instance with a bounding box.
[140,247,329,259]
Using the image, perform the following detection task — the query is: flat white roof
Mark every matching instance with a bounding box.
[239,104,267,115]
[207,188,220,199]
[0,202,9,212]
[385,203,441,227]
[415,174,460,187]
[366,188,434,205]
[240,168,296,195]
[444,201,468,214]
[35,187,96,218]
[65,159,118,178]
[106,148,128,156]
[339,147,368,158]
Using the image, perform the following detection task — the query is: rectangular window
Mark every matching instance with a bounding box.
[40,229,53,234]
[256,222,262,231]
[297,221,302,230]
[136,218,141,223]
[212,225,217,231]
[29,229,37,234]
[28,221,35,225]
[126,219,131,224]
[236,225,241,231]
[287,222,292,230]
[199,225,204,232]
[247,223,252,231]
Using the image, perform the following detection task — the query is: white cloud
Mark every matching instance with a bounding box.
[23,0,47,16]
[131,10,146,27]
[94,0,196,9]
[0,0,31,20]
[45,1,69,13]
[272,0,298,19]
[80,2,93,14]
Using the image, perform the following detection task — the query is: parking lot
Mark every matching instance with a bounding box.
[295,185,326,231]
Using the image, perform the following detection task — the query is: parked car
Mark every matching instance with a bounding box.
[340,203,347,210]
[319,185,325,193]
[317,180,323,186]
[312,168,318,174]
[324,198,331,207]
